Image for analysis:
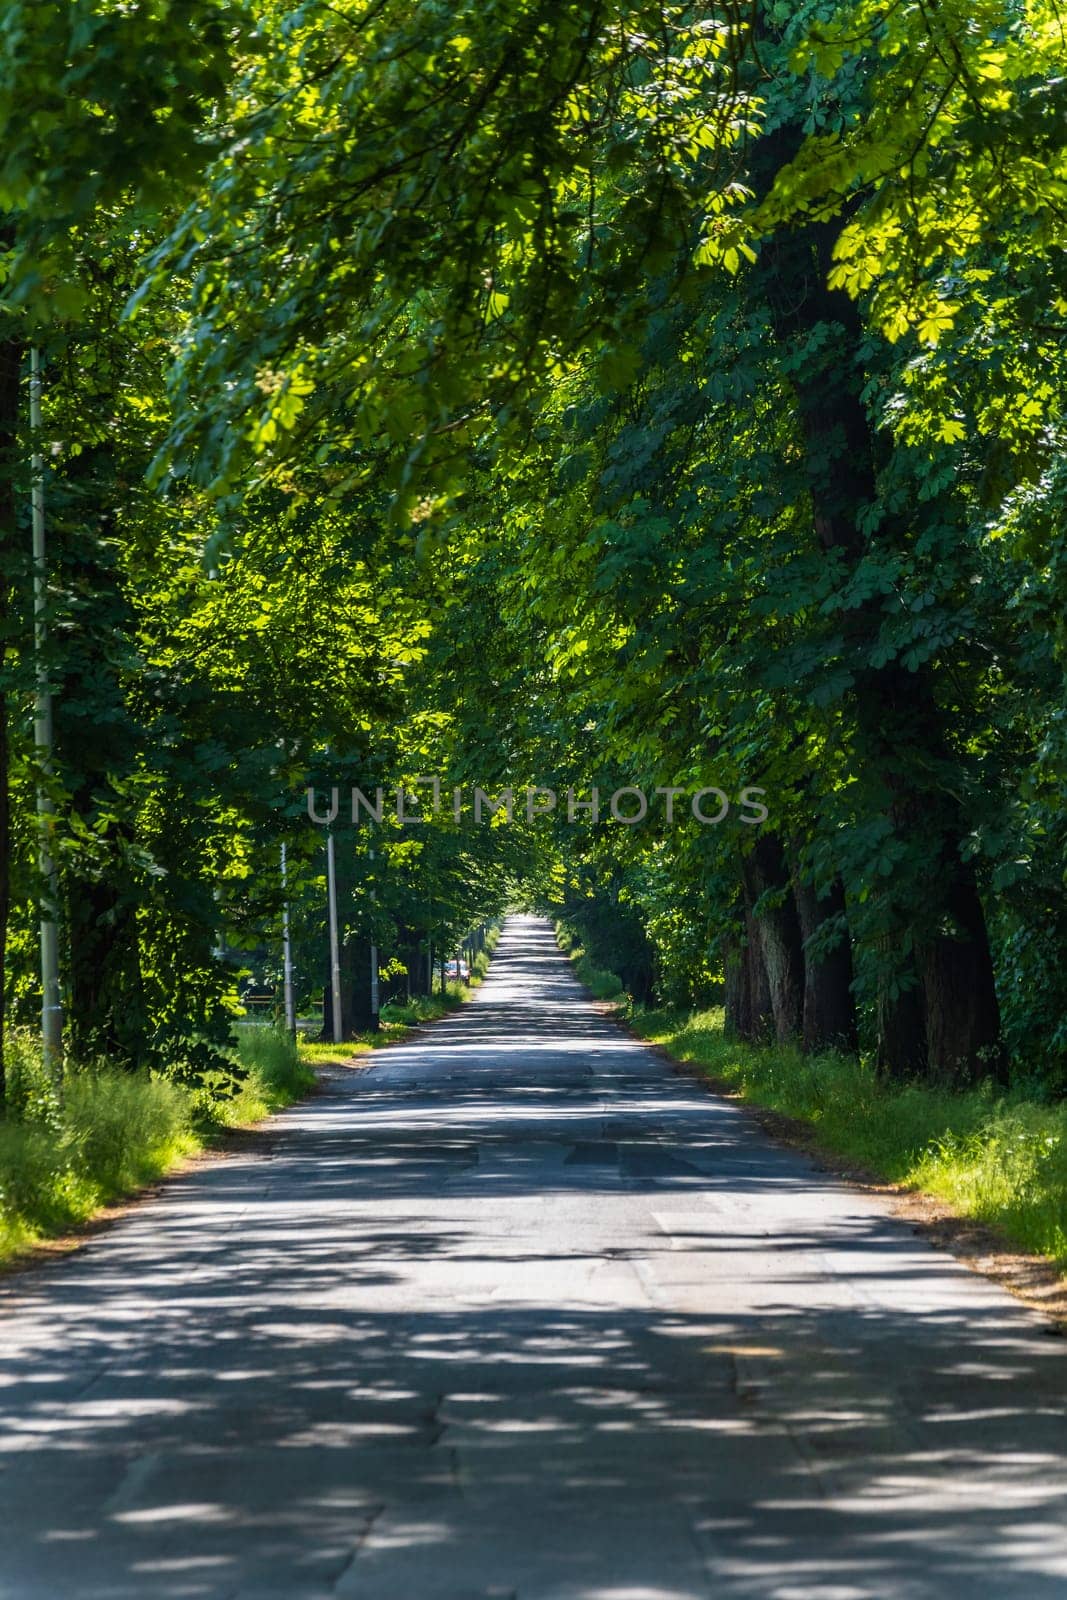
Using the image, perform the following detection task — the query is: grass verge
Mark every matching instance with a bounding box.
[629,1004,1067,1268]
[0,927,503,1267]
[0,1025,312,1267]
[555,925,1067,1272]
[299,989,468,1060]
[297,926,502,1061]
[554,927,624,1001]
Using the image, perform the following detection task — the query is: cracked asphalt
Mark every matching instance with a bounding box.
[2,914,1066,1599]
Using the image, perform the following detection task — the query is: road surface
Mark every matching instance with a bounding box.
[2,915,1066,1599]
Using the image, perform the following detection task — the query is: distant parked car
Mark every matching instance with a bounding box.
[445,958,471,982]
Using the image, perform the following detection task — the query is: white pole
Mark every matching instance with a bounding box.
[30,348,62,1085]
[281,842,296,1035]
[368,842,379,1025]
[326,830,342,1041]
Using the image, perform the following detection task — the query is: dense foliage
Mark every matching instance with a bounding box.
[0,0,1064,1102]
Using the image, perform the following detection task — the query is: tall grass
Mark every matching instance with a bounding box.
[0,1037,196,1260]
[556,923,625,1000]
[225,1025,314,1121]
[574,954,624,1000]
[299,930,503,1057]
[383,991,460,1024]
[633,1005,1067,1266]
[0,1025,313,1265]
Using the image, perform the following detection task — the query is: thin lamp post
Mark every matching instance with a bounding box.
[368,841,379,1028]
[281,841,296,1035]
[30,349,62,1083]
[326,828,342,1041]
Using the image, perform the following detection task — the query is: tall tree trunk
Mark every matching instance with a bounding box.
[340,930,376,1037]
[874,938,927,1079]
[66,869,145,1067]
[742,906,775,1042]
[398,930,421,1002]
[726,921,777,1043]
[0,338,21,1103]
[324,830,378,1038]
[742,833,804,1045]
[51,442,148,1068]
[742,908,777,1043]
[725,887,780,1045]
[754,166,1004,1081]
[915,824,1007,1084]
[792,876,858,1055]
[723,935,744,1039]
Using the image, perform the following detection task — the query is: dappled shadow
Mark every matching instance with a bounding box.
[3,1298,1066,1599]
[2,916,1066,1599]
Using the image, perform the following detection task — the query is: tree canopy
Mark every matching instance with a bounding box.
[0,0,1064,1096]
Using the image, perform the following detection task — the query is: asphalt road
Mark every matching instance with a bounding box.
[2,914,1066,1600]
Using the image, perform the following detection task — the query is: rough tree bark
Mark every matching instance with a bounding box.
[873,937,928,1080]
[741,833,805,1046]
[754,159,1005,1083]
[341,931,377,1036]
[913,807,1006,1084]
[724,885,782,1045]
[398,934,424,999]
[792,875,858,1055]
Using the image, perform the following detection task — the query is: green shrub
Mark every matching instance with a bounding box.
[199,1025,316,1125]
[381,996,436,1026]
[472,949,492,980]
[381,986,464,1027]
[0,1121,70,1247]
[3,1030,57,1124]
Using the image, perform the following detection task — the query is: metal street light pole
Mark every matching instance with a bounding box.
[326,829,342,1042]
[30,349,62,1084]
[368,842,379,1028]
[281,842,296,1036]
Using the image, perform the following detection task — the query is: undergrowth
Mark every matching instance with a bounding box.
[298,924,502,1057]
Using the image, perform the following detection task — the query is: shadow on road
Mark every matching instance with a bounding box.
[1,917,1065,1599]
